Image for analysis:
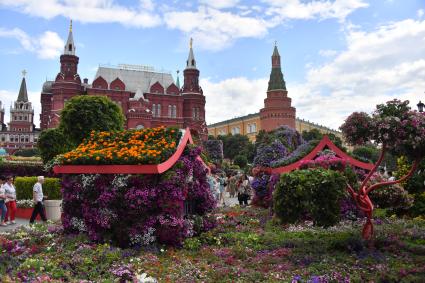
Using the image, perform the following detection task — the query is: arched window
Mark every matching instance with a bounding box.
[68,44,72,51]
[157,104,161,117]
[136,124,144,129]
[168,105,172,118]
[152,104,156,117]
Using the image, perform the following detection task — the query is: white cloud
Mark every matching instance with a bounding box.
[164,6,269,50]
[205,18,425,130]
[0,89,41,127]
[0,27,64,59]
[418,9,424,18]
[264,0,369,23]
[0,0,161,28]
[203,77,267,124]
[319,49,338,57]
[198,0,240,9]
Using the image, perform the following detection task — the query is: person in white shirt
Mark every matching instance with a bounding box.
[0,176,8,226]
[30,176,47,224]
[4,176,17,224]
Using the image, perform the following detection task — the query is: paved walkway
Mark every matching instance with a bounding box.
[0,218,30,232]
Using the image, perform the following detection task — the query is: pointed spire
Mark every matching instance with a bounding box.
[268,43,286,91]
[176,70,181,88]
[64,19,76,55]
[17,70,29,102]
[186,37,197,69]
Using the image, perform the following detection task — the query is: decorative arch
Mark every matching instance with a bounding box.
[271,135,374,174]
[92,76,108,89]
[110,77,125,91]
[150,81,164,94]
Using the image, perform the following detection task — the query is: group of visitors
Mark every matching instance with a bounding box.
[0,176,17,226]
[0,175,48,226]
[207,171,253,207]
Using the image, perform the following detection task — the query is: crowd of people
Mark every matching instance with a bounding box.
[0,175,47,227]
[207,171,253,207]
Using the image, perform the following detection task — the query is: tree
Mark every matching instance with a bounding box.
[217,134,253,161]
[38,128,73,163]
[302,128,322,141]
[234,155,248,169]
[60,96,125,146]
[341,99,425,239]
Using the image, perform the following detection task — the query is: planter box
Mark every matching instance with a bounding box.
[16,207,40,220]
[44,200,62,221]
[53,128,194,174]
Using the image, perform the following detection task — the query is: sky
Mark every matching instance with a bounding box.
[0,0,424,131]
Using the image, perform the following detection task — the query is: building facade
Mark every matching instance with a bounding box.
[40,23,207,140]
[208,44,342,142]
[0,72,40,154]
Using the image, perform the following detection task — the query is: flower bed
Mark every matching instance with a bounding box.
[58,126,181,165]
[2,207,425,282]
[61,146,216,248]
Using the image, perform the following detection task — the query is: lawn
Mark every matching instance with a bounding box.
[1,207,425,282]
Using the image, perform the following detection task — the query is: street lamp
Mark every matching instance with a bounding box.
[418,100,424,113]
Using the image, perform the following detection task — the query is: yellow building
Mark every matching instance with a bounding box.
[207,113,343,142]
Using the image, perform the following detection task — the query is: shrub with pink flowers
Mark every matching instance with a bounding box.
[340,99,425,239]
[61,146,216,247]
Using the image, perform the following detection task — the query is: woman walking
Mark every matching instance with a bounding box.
[237,174,252,207]
[4,176,17,224]
[0,176,8,226]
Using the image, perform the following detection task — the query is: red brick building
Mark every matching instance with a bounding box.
[0,72,40,154]
[40,22,207,139]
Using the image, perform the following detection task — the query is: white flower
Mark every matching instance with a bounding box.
[137,273,158,283]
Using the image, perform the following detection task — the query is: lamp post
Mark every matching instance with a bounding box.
[418,100,424,113]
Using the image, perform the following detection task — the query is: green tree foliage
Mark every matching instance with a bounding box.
[352,144,380,163]
[15,177,61,200]
[59,96,125,146]
[233,155,248,169]
[216,134,254,162]
[302,128,322,141]
[37,128,73,163]
[274,168,346,227]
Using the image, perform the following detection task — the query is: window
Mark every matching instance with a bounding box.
[136,124,144,129]
[68,44,72,51]
[24,116,28,120]
[231,127,240,135]
[157,104,161,117]
[247,123,257,134]
[173,105,177,118]
[168,105,172,118]
[218,129,226,135]
[192,107,200,120]
[152,104,156,117]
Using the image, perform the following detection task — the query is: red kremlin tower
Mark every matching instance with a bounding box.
[260,43,296,131]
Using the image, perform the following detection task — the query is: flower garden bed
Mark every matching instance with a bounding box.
[54,126,215,248]
[1,207,425,282]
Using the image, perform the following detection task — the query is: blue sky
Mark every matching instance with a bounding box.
[0,0,424,129]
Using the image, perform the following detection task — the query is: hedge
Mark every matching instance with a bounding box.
[15,177,62,200]
[0,163,52,177]
[274,168,346,227]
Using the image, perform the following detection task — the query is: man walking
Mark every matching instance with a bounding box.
[30,176,47,224]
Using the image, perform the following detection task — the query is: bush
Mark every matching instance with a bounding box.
[203,140,223,163]
[410,192,425,217]
[234,155,248,169]
[274,168,346,227]
[14,177,62,200]
[13,148,40,157]
[38,128,73,163]
[0,163,49,177]
[60,95,125,146]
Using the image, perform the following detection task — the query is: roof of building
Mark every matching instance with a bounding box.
[17,77,29,102]
[94,65,175,94]
[64,20,76,56]
[42,81,54,93]
[207,112,340,133]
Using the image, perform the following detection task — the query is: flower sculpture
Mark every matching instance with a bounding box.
[340,99,425,239]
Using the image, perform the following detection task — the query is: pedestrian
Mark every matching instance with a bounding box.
[4,176,17,225]
[217,173,226,206]
[226,173,237,198]
[30,176,47,224]
[207,171,219,201]
[0,176,8,226]
[237,174,252,207]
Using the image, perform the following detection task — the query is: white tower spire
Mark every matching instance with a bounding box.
[64,19,76,55]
